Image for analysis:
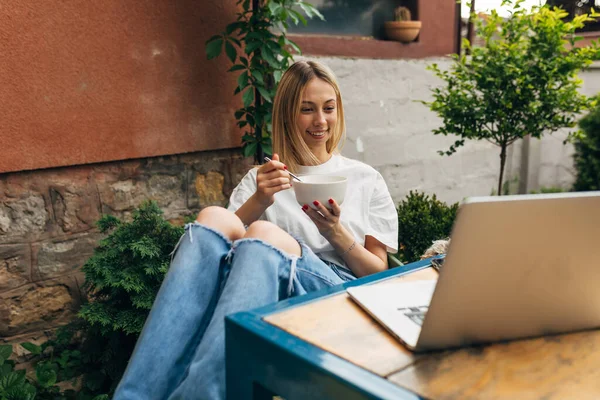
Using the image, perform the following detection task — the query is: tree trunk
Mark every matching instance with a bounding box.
[466,0,476,55]
[252,0,264,164]
[518,135,530,194]
[253,90,263,164]
[498,143,507,196]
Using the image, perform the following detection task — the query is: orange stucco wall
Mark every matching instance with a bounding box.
[0,0,241,174]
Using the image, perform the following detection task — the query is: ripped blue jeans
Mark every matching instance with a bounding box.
[113,222,355,400]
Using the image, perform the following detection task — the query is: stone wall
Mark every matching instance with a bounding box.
[0,149,250,348]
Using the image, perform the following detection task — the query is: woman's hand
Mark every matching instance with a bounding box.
[302,198,342,238]
[253,153,291,207]
[303,198,389,278]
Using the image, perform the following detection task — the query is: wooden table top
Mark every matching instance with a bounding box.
[264,267,600,399]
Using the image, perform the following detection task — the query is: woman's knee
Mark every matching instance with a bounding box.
[195,206,245,241]
[244,221,301,257]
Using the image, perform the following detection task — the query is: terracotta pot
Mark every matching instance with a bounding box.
[384,21,422,43]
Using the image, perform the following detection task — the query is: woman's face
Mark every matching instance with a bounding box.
[296,78,338,153]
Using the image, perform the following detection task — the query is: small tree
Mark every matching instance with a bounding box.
[425,0,600,195]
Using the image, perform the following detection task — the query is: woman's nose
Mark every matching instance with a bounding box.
[313,111,326,126]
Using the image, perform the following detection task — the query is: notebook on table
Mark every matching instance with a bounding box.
[347,191,600,352]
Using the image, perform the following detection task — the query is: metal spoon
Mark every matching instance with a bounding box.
[264,157,303,182]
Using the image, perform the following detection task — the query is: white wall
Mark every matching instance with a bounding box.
[311,56,600,205]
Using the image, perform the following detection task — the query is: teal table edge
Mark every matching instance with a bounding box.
[226,258,437,400]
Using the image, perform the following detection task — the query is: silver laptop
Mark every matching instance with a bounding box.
[347,191,600,352]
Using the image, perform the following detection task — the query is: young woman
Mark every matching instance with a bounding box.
[114,60,398,400]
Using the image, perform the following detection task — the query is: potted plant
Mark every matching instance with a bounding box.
[384,6,421,43]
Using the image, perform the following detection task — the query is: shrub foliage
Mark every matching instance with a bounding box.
[75,200,183,394]
[573,105,600,191]
[0,201,184,398]
[396,191,458,263]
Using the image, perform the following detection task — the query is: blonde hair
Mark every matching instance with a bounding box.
[272,60,346,172]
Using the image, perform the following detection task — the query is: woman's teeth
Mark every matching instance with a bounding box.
[308,130,327,137]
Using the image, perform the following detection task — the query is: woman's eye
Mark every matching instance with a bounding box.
[301,108,312,112]
[325,107,335,112]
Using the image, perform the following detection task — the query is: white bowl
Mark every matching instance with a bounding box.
[293,175,347,209]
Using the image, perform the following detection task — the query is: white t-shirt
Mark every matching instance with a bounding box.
[227,154,398,271]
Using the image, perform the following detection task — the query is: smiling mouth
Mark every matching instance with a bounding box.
[307,130,328,138]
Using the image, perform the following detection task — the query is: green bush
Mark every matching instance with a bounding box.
[74,200,184,395]
[396,191,458,264]
[529,187,566,194]
[0,201,185,398]
[573,104,600,191]
[0,344,36,400]
[0,342,108,400]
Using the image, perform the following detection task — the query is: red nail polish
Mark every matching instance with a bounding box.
[302,205,308,210]
[328,198,334,204]
[283,165,288,170]
[313,201,319,206]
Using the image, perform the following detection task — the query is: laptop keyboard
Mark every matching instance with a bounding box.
[397,305,429,326]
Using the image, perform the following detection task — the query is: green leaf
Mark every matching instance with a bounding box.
[228,64,246,72]
[299,2,324,20]
[243,141,258,158]
[285,38,302,54]
[261,48,279,69]
[0,370,26,392]
[245,31,264,41]
[290,10,307,26]
[20,342,41,356]
[245,41,262,55]
[36,364,57,388]
[286,9,298,25]
[206,39,223,60]
[251,69,264,84]
[206,35,221,43]
[261,140,273,156]
[257,85,272,103]
[268,1,280,14]
[242,88,255,108]
[0,363,12,375]
[225,41,237,63]
[0,345,11,362]
[226,21,243,35]
[237,71,249,90]
[298,2,313,18]
[96,214,120,232]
